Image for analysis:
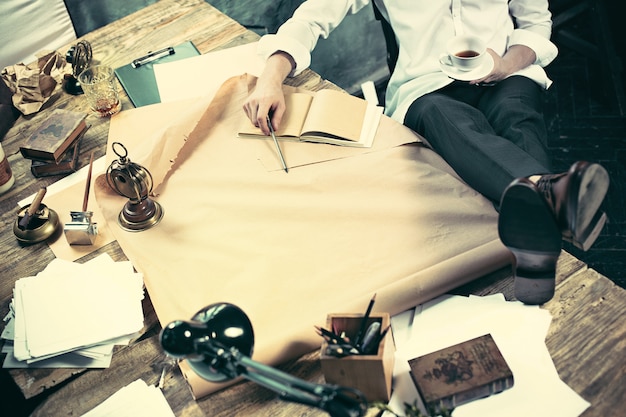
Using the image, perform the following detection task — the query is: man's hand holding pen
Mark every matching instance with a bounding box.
[242,52,294,135]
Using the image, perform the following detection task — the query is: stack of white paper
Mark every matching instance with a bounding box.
[1,254,144,369]
[385,293,590,417]
[81,379,175,417]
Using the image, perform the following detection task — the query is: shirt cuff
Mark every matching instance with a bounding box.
[509,28,558,67]
[257,34,312,77]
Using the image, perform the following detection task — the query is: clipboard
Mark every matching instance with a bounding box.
[114,41,200,107]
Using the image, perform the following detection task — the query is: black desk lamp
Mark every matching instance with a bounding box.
[160,303,368,417]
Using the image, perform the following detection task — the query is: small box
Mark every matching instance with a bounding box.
[320,313,395,402]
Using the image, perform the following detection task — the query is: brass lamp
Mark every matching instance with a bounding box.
[105,142,164,231]
[64,40,92,95]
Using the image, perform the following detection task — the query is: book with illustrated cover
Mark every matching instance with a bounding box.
[20,109,87,163]
[408,334,514,415]
[238,89,383,148]
[30,133,84,177]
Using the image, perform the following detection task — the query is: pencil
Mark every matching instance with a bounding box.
[267,116,288,173]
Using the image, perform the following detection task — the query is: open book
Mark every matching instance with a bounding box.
[238,89,383,148]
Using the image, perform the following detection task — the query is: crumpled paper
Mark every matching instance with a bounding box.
[1,50,69,115]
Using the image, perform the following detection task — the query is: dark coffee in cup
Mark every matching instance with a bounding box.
[455,50,480,58]
[440,36,486,71]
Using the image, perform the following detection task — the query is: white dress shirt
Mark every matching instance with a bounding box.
[257,0,558,123]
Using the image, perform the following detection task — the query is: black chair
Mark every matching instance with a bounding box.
[63,0,159,37]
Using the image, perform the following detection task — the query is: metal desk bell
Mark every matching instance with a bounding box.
[105,142,164,231]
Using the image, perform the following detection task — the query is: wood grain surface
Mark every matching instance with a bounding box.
[1,1,624,416]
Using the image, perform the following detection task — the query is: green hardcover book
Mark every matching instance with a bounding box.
[408,334,514,415]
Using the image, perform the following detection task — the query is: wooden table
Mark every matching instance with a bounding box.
[0,1,624,416]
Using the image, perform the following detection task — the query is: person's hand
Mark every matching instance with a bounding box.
[469,49,509,85]
[243,51,294,135]
[470,45,536,86]
[243,77,286,135]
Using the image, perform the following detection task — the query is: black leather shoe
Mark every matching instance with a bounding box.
[498,178,561,305]
[536,161,609,251]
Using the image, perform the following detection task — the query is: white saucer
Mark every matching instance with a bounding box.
[439,53,495,81]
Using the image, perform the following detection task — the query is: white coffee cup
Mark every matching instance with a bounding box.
[439,35,486,71]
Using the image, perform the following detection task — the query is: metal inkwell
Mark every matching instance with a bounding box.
[105,142,164,231]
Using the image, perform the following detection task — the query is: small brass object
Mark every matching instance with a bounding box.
[105,142,164,232]
[64,40,92,95]
[14,187,61,244]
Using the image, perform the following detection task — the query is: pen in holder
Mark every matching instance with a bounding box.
[13,187,61,244]
[105,142,164,231]
[320,313,395,402]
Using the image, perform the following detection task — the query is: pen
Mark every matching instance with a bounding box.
[354,293,376,349]
[131,46,175,68]
[267,116,288,173]
[315,325,351,344]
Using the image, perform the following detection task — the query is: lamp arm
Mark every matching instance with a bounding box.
[160,304,368,417]
[197,344,368,417]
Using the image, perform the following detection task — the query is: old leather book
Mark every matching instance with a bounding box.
[408,334,514,415]
[20,108,87,162]
[30,132,84,177]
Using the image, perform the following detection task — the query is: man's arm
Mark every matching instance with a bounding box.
[243,51,295,135]
[472,0,556,85]
[242,1,369,134]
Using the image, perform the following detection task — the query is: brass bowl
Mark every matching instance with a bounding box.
[13,204,61,244]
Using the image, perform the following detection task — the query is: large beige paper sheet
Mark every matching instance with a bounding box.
[94,75,510,399]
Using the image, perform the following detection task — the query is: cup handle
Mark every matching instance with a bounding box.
[439,53,453,67]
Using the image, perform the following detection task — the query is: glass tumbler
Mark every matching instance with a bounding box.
[78,65,121,117]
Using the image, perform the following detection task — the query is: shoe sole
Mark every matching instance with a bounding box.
[566,162,609,251]
[499,179,561,304]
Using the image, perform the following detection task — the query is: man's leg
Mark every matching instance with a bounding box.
[404,79,552,203]
[404,78,609,304]
[478,76,552,171]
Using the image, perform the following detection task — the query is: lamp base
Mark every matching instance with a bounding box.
[118,198,164,232]
[63,74,84,95]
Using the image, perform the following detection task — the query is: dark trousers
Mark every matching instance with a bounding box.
[404,76,552,204]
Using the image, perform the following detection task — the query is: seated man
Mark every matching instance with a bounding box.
[242,0,609,304]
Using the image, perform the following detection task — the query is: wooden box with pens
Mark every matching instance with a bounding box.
[318,295,395,402]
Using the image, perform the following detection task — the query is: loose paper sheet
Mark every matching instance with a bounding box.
[3,254,143,368]
[93,74,510,398]
[81,379,175,417]
[154,42,264,103]
[385,294,590,417]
